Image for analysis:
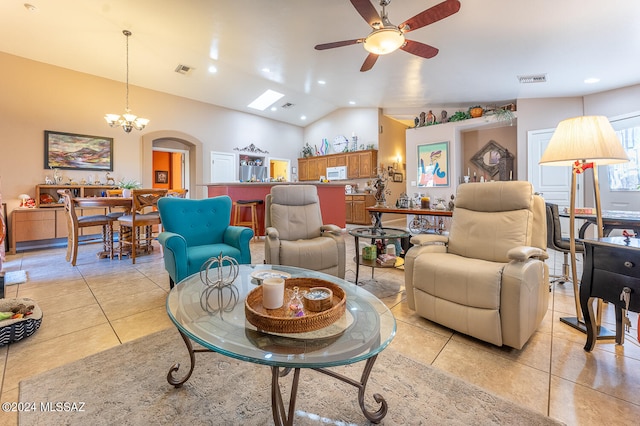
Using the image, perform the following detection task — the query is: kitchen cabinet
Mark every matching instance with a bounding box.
[345,194,376,225]
[298,150,377,181]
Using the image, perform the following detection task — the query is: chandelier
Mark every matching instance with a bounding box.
[105,30,149,133]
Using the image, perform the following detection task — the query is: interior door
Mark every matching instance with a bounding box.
[528,129,582,237]
[211,152,236,184]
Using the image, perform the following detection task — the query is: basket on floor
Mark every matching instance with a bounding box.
[0,298,43,346]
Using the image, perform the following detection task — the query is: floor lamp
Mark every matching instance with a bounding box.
[539,116,629,336]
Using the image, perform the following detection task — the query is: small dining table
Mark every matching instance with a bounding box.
[73,197,133,259]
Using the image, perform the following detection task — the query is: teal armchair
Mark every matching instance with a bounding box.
[157,196,253,288]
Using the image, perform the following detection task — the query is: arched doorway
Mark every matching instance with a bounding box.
[142,131,203,198]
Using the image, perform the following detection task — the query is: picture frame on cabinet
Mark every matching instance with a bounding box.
[417,141,449,187]
[44,130,113,171]
[155,171,169,184]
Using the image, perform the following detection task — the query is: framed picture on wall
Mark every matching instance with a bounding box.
[44,130,113,171]
[417,141,450,187]
[393,172,404,182]
[155,170,169,184]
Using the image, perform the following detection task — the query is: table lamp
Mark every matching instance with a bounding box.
[18,194,31,207]
[539,115,629,335]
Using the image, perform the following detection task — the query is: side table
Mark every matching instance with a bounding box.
[581,237,640,352]
[348,227,410,284]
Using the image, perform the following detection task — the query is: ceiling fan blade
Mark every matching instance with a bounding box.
[315,39,362,50]
[400,0,461,33]
[401,40,439,59]
[360,53,379,72]
[350,0,381,27]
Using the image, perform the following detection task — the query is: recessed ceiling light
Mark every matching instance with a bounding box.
[300,115,307,120]
[584,77,600,84]
[248,89,284,111]
[208,65,217,73]
[317,80,326,85]
[270,107,277,111]
[262,67,270,73]
[349,101,356,105]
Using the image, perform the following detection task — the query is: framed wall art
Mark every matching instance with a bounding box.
[155,170,169,184]
[393,172,404,182]
[44,130,113,171]
[417,141,449,187]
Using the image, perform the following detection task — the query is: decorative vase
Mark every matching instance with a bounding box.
[122,188,131,198]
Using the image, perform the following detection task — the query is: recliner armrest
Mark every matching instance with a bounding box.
[265,226,279,240]
[507,246,549,261]
[410,234,449,246]
[321,224,342,236]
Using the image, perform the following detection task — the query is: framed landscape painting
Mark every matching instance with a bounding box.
[417,141,449,187]
[44,130,113,171]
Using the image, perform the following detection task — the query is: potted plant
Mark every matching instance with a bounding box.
[301,143,314,158]
[118,179,141,198]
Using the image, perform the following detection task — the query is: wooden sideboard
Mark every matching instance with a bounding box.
[9,184,117,253]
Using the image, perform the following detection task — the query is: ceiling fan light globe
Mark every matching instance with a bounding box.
[363,28,405,55]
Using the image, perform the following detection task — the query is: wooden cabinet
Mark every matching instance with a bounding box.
[298,150,377,181]
[345,194,376,225]
[327,155,346,168]
[298,158,309,181]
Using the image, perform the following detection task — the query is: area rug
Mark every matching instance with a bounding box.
[19,328,563,425]
[3,270,27,285]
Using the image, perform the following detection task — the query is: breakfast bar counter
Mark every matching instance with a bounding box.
[205,182,347,235]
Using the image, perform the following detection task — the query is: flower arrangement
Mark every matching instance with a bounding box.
[117,179,141,189]
[301,143,314,158]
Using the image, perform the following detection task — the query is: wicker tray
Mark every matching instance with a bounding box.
[245,278,346,333]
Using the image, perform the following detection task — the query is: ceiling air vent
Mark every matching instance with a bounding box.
[517,74,547,84]
[174,64,194,75]
[281,102,294,109]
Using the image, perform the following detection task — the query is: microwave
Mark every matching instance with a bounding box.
[326,166,347,180]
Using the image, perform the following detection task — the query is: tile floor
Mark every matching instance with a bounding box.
[1,229,639,425]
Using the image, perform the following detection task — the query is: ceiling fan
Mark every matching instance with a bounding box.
[315,0,461,72]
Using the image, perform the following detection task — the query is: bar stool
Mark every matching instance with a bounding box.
[233,199,263,238]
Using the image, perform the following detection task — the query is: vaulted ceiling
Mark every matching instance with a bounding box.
[1,0,638,127]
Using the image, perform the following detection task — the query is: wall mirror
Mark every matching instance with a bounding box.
[471,140,511,177]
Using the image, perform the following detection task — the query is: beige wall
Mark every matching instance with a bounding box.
[0,52,303,213]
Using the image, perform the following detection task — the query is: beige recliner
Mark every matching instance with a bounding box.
[405,181,549,349]
[265,185,346,279]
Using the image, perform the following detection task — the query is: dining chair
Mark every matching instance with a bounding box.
[105,189,126,220]
[57,189,115,266]
[167,188,188,198]
[117,188,168,263]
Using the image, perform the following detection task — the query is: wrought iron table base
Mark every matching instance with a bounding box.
[167,330,388,424]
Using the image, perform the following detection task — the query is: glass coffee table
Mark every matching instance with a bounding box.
[348,227,411,284]
[166,264,396,425]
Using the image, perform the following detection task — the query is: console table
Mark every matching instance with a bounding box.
[580,237,640,352]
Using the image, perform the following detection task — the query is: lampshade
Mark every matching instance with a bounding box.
[539,116,629,166]
[363,28,405,55]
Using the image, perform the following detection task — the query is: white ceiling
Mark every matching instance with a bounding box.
[1,0,639,127]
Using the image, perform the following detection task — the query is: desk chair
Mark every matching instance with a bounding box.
[545,202,585,284]
[118,189,167,264]
[57,189,114,266]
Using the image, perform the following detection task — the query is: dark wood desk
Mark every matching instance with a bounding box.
[559,209,640,238]
[581,237,640,352]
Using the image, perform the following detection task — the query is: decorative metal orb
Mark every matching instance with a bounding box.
[199,252,239,288]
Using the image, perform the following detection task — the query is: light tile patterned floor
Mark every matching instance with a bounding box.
[0,232,639,425]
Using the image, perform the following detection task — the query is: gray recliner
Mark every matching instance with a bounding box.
[405,181,549,349]
[264,185,345,279]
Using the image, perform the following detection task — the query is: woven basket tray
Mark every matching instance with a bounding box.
[245,278,346,333]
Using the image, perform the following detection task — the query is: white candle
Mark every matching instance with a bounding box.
[262,278,285,309]
[467,167,470,176]
[509,171,513,180]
